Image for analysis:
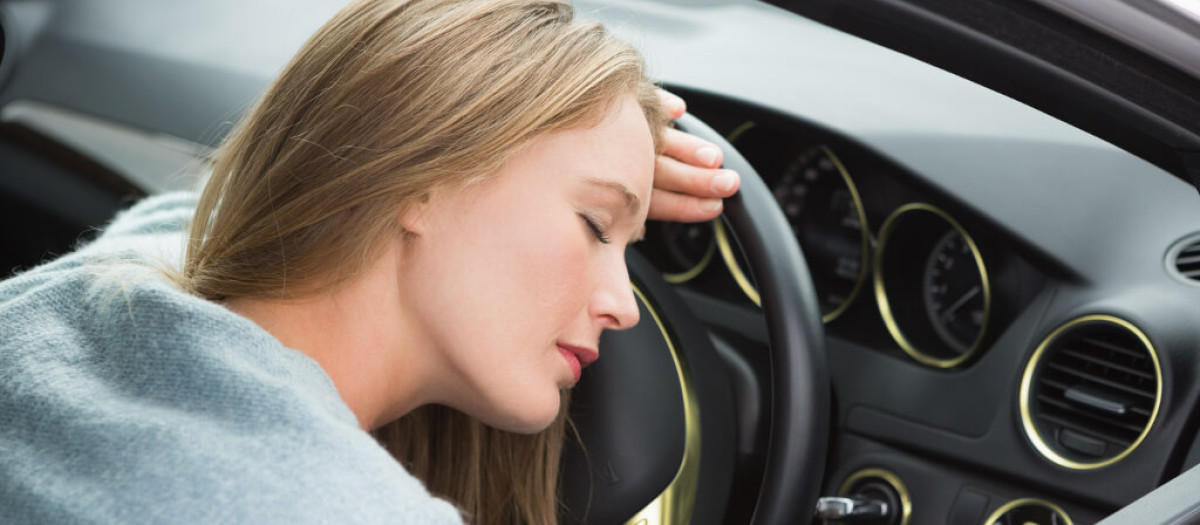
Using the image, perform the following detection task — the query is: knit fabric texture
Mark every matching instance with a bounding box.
[0,193,464,524]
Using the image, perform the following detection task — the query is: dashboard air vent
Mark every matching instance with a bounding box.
[1020,315,1161,470]
[982,498,1072,525]
[1173,238,1200,282]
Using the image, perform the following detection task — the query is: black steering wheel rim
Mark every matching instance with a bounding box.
[675,113,831,524]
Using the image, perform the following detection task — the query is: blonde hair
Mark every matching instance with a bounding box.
[181,0,665,523]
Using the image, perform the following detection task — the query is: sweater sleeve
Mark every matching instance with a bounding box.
[0,189,469,524]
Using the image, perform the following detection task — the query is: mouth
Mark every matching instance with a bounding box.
[558,342,599,367]
[557,342,600,383]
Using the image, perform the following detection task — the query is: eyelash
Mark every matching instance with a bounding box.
[579,214,611,244]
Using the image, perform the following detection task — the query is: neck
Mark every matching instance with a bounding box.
[224,247,432,430]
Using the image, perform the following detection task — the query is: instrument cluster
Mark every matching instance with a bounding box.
[630,91,1191,525]
[639,115,1046,369]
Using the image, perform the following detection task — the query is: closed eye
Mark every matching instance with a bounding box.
[579,214,611,244]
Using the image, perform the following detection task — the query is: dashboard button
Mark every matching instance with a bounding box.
[948,488,988,525]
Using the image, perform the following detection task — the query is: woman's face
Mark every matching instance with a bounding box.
[399,94,655,433]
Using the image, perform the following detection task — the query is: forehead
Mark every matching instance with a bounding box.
[532,95,656,204]
[444,94,656,217]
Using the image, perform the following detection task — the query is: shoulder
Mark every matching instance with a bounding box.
[97,191,197,239]
[0,402,467,524]
[0,192,466,524]
[0,191,198,340]
[0,270,465,523]
[77,190,197,261]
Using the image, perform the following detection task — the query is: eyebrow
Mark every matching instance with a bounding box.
[584,177,647,242]
[584,177,641,212]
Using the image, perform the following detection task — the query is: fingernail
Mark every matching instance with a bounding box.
[696,146,720,167]
[711,171,737,193]
[700,199,723,213]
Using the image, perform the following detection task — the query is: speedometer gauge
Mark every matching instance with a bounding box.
[770,145,870,322]
[923,230,986,353]
[875,203,991,368]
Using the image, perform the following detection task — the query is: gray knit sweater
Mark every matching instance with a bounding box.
[0,193,464,524]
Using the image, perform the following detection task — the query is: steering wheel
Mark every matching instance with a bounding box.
[560,113,831,525]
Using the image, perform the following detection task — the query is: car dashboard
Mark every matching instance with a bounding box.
[581,1,1200,523]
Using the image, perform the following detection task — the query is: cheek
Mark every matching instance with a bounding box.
[430,201,593,331]
[499,217,593,319]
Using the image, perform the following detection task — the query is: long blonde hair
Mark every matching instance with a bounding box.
[181,0,665,523]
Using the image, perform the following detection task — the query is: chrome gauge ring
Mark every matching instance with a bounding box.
[717,126,870,323]
[874,203,991,368]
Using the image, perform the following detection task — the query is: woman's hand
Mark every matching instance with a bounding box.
[648,90,742,223]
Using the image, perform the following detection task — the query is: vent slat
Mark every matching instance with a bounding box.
[1175,241,1200,282]
[1059,348,1155,380]
[1174,254,1200,266]
[1045,364,1156,400]
[1039,378,1074,394]
[1036,395,1148,433]
[1040,378,1155,410]
[1078,337,1148,360]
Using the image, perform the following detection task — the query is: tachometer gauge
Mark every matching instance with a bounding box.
[713,141,869,319]
[923,230,986,353]
[773,145,870,322]
[875,203,991,368]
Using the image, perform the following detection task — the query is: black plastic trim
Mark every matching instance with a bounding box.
[0,5,10,89]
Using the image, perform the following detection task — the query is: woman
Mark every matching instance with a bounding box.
[0,0,737,523]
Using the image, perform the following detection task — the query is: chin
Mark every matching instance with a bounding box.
[477,391,563,435]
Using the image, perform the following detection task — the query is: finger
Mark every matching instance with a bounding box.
[655,155,741,198]
[661,127,723,169]
[647,188,724,223]
[656,89,686,120]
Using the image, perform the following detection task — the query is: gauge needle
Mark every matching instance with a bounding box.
[940,285,981,321]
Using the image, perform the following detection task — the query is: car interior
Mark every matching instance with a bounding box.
[4,1,1200,524]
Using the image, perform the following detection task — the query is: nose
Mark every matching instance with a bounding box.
[589,251,641,330]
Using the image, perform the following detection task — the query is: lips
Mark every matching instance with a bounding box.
[557,342,599,383]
